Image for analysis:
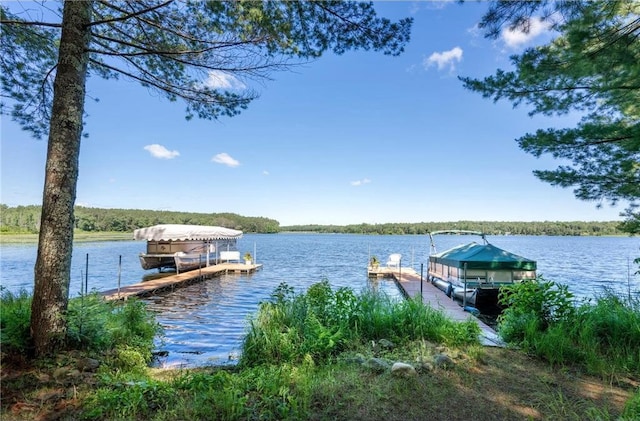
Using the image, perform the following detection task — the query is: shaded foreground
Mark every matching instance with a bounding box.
[1,346,637,420]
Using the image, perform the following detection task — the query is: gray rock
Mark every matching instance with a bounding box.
[78,357,100,372]
[378,339,395,349]
[365,357,391,372]
[391,362,417,377]
[434,353,455,369]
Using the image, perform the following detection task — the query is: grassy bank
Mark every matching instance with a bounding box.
[1,281,639,420]
[0,231,132,244]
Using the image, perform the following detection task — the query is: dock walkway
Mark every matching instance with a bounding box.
[101,262,262,301]
[369,266,504,347]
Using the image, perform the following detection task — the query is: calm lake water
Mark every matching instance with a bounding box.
[1,233,639,367]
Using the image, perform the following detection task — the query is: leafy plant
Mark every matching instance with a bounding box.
[0,287,32,353]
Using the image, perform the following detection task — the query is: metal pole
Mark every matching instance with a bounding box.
[463,262,467,307]
[117,255,122,299]
[420,263,423,301]
[85,253,89,295]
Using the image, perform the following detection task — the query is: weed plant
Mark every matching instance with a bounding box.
[0,287,32,353]
[498,277,640,377]
[240,280,480,368]
[0,288,161,362]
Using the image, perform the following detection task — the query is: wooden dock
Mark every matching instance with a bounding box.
[369,266,504,347]
[101,262,262,301]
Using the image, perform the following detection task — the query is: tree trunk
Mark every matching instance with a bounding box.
[30,0,91,357]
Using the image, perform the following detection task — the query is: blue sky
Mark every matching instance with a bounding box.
[0,1,627,226]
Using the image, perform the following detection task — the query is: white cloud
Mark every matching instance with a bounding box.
[350,178,371,187]
[263,170,270,176]
[424,46,463,72]
[144,144,180,159]
[212,152,240,167]
[203,70,246,90]
[501,17,551,48]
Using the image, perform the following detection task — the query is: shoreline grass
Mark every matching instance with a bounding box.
[2,281,639,420]
[0,231,133,244]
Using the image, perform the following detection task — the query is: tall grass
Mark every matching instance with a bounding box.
[0,288,161,360]
[240,280,480,368]
[498,278,640,377]
[0,288,32,352]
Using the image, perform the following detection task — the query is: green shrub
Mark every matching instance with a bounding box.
[498,278,640,376]
[2,289,162,367]
[106,298,162,360]
[83,379,177,420]
[0,288,32,353]
[498,277,575,330]
[240,281,480,368]
[67,293,113,350]
[622,388,640,420]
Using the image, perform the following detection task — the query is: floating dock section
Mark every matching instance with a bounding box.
[368,266,504,347]
[102,262,262,301]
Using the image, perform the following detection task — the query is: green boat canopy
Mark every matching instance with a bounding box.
[429,242,537,271]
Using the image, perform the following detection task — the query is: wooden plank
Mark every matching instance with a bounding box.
[101,262,262,301]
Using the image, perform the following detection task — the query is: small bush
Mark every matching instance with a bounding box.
[497,278,640,376]
[0,288,32,353]
[240,281,480,368]
[622,388,640,420]
[83,379,177,420]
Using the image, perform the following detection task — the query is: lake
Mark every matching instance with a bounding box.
[1,233,639,367]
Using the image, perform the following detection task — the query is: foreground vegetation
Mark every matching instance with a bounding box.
[0,204,628,237]
[2,280,639,420]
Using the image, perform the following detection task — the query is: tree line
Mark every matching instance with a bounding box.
[1,204,625,237]
[0,204,280,234]
[281,220,626,237]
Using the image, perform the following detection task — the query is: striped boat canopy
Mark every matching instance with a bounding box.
[133,224,243,241]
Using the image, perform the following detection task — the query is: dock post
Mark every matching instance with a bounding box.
[117,255,122,299]
[463,262,467,307]
[85,253,89,295]
[420,263,423,300]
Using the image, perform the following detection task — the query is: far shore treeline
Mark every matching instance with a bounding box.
[0,204,627,237]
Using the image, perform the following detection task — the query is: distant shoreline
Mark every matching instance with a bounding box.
[1,230,629,245]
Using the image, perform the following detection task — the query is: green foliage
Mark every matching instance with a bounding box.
[2,2,412,136]
[622,388,640,420]
[498,277,576,334]
[0,288,32,353]
[172,370,247,420]
[1,289,161,361]
[282,220,625,236]
[0,204,627,235]
[106,299,162,360]
[240,281,480,368]
[498,279,640,376]
[461,1,640,232]
[83,379,177,420]
[0,204,281,233]
[66,294,161,361]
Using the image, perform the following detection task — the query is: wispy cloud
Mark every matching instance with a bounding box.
[350,178,371,187]
[501,17,552,48]
[423,46,463,72]
[203,70,246,90]
[212,152,240,167]
[144,144,180,159]
[263,170,270,176]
